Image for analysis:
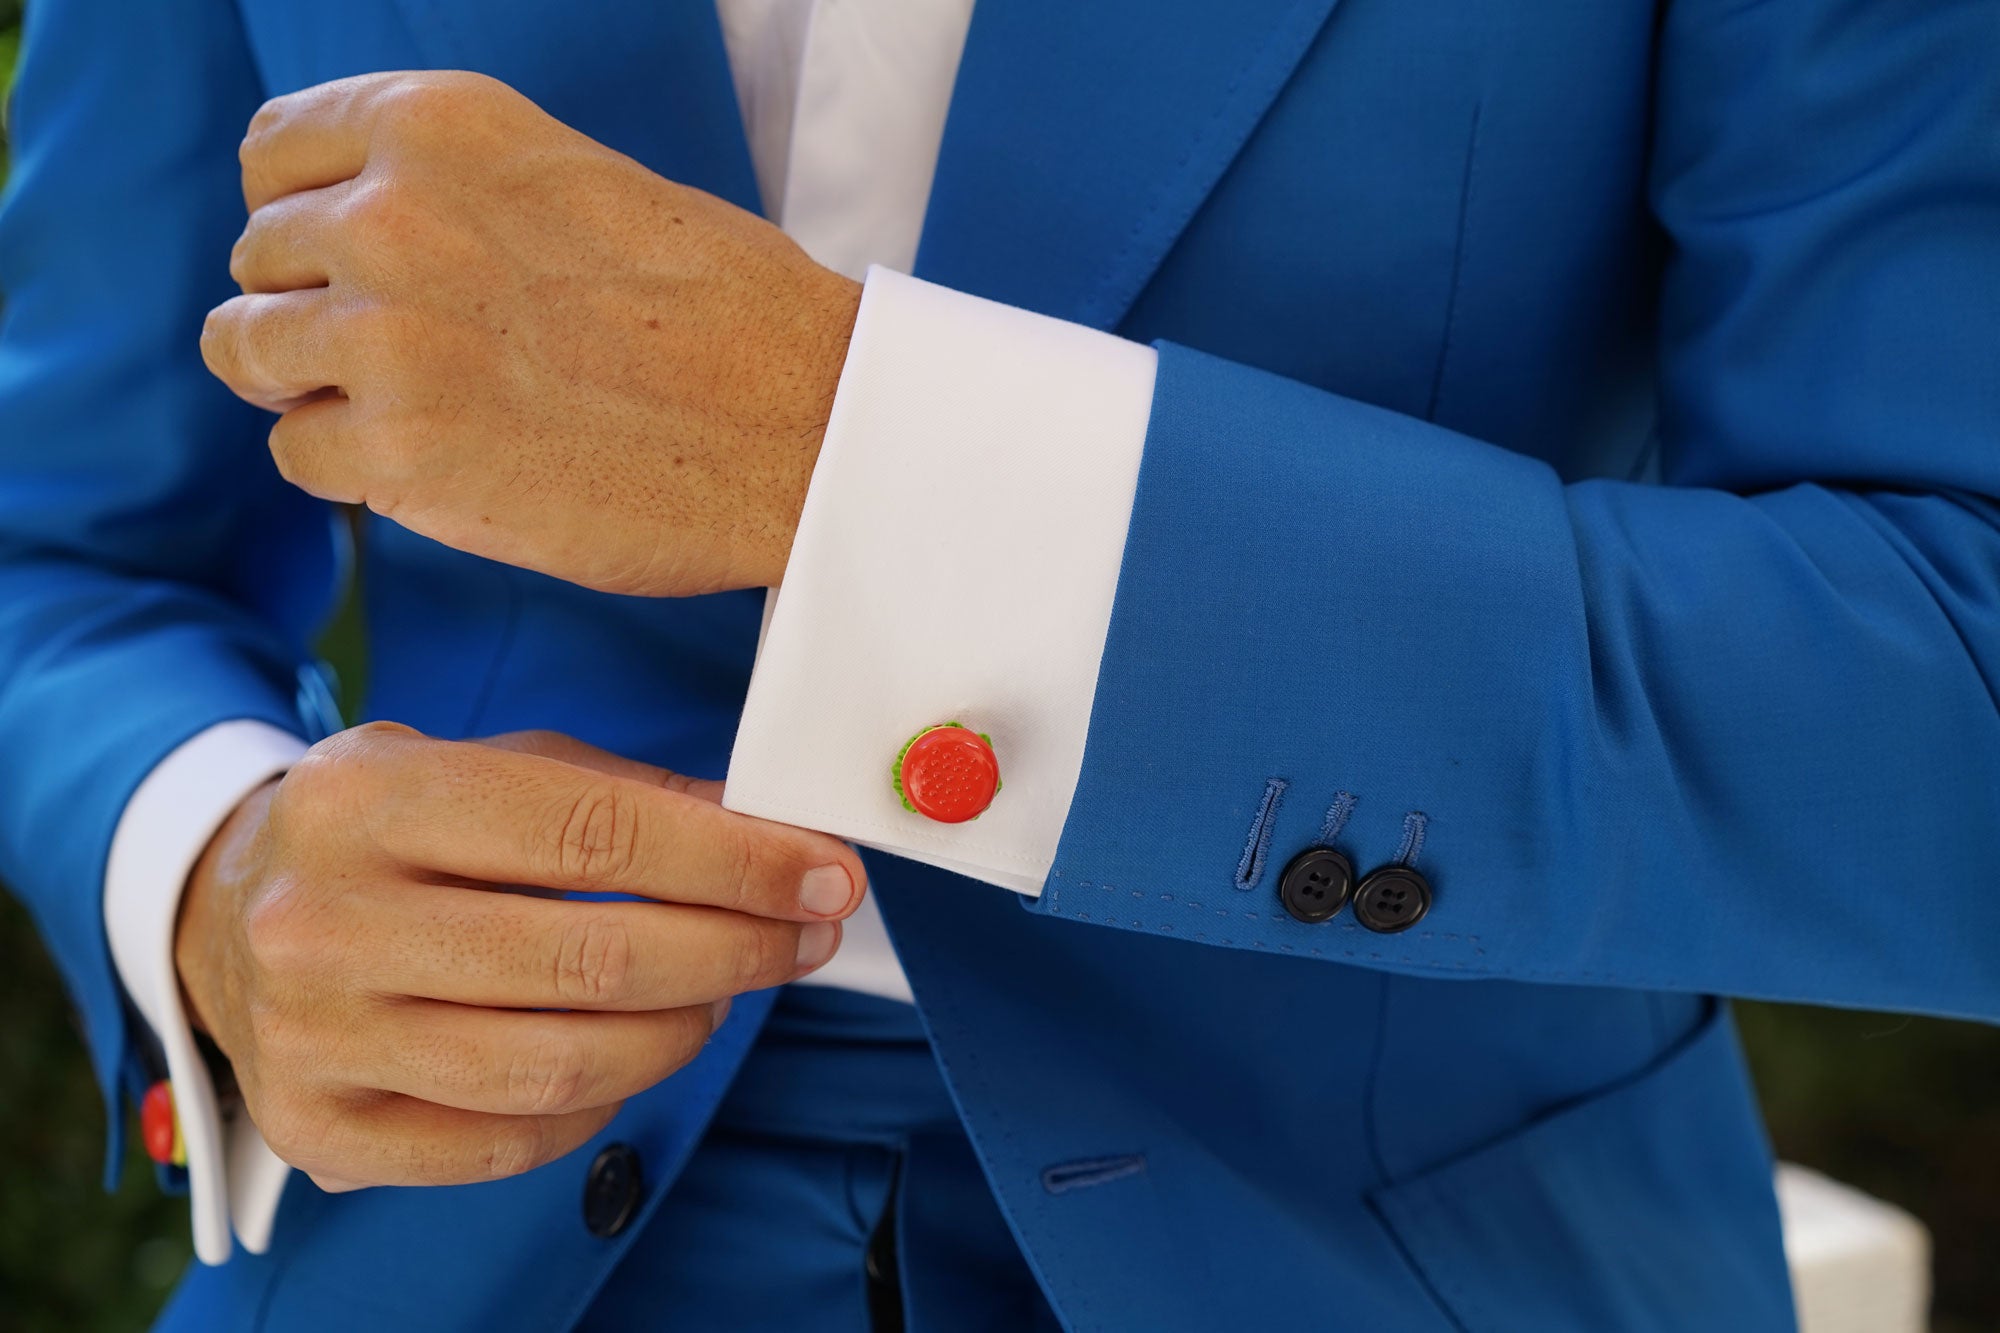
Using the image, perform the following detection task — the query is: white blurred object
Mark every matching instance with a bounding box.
[1779,1163,1932,1333]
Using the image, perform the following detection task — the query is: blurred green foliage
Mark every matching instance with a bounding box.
[0,6,1996,1331]
[0,894,194,1332]
[0,0,18,179]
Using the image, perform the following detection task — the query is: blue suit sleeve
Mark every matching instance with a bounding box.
[1046,0,2000,1020]
[0,0,336,1171]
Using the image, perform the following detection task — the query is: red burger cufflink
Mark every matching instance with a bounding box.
[141,1079,187,1167]
[894,722,1001,823]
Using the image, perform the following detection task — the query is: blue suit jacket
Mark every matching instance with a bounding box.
[4,0,1997,1328]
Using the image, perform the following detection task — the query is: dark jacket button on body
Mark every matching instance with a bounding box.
[1278,846,1354,923]
[1354,866,1432,933]
[583,1143,644,1238]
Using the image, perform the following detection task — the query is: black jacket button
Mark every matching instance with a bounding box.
[1354,866,1432,933]
[1277,846,1354,923]
[583,1142,643,1238]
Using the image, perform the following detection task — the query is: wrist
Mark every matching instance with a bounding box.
[744,271,862,589]
[173,779,277,1042]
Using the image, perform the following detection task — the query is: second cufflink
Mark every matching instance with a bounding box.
[895,722,1000,823]
[141,1079,186,1168]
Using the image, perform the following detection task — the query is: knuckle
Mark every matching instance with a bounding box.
[353,719,421,741]
[482,729,551,750]
[343,177,420,247]
[253,1096,323,1171]
[286,723,398,800]
[477,1119,549,1183]
[240,888,310,974]
[373,74,490,142]
[273,748,338,815]
[282,722,426,846]
[268,419,313,490]
[240,97,291,162]
[504,1038,589,1117]
[250,1080,352,1176]
[238,111,297,204]
[720,820,763,911]
[550,784,641,886]
[331,720,422,774]
[655,769,700,798]
[244,99,285,144]
[671,1008,718,1069]
[386,70,499,118]
[442,70,507,99]
[240,940,351,1071]
[729,921,793,991]
[371,78,439,131]
[199,303,241,373]
[552,916,634,1006]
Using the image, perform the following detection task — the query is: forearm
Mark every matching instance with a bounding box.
[0,0,335,1166]
[1039,343,2000,1015]
[0,558,321,1109]
[726,269,2000,1013]
[739,0,2000,1020]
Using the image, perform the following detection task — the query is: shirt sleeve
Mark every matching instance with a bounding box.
[104,719,306,1264]
[723,266,1157,895]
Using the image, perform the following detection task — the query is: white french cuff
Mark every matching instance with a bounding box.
[725,267,1157,895]
[104,719,306,1265]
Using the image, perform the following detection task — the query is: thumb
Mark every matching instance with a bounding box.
[469,730,725,805]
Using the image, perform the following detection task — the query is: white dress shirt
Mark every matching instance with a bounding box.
[104,0,1158,1262]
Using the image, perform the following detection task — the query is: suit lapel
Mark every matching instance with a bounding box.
[916,0,1344,330]
[385,0,762,213]
[385,0,1339,327]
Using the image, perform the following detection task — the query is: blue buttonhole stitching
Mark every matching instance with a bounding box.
[1234,778,1288,892]
[1395,811,1429,866]
[1320,791,1357,843]
[1041,1154,1148,1196]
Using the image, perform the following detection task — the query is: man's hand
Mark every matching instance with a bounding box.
[200,71,861,597]
[173,722,864,1191]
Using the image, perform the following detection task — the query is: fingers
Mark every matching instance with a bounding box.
[231,182,349,293]
[239,71,522,213]
[202,289,343,413]
[277,1092,622,1189]
[265,392,362,500]
[353,999,721,1117]
[368,736,865,921]
[362,885,840,1010]
[473,731,725,806]
[240,73,402,212]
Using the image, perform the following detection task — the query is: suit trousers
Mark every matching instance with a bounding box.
[160,986,1062,1332]
[578,984,1060,1332]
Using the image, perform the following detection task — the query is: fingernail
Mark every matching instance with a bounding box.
[798,865,854,917]
[710,996,732,1029]
[795,921,838,971]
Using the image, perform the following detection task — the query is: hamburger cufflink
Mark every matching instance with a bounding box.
[894,722,1000,823]
[142,1079,187,1168]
